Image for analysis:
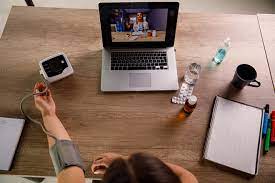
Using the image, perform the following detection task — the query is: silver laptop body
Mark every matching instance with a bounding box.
[99,2,179,91]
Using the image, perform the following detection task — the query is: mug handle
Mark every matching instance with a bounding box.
[248,80,261,87]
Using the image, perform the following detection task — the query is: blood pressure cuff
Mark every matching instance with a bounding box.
[49,140,85,175]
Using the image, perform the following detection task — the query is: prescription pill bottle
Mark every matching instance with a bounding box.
[183,95,197,114]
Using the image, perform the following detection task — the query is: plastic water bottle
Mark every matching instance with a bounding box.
[213,38,231,64]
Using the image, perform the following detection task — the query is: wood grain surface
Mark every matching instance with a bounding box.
[258,14,275,92]
[0,6,275,182]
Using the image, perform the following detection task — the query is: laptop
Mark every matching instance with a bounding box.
[99,2,179,91]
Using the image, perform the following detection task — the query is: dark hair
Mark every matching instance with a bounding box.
[103,153,181,183]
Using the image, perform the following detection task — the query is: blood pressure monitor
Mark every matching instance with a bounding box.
[39,53,74,83]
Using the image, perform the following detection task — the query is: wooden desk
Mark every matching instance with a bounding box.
[0,6,275,182]
[258,14,275,91]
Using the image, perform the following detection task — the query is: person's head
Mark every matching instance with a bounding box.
[103,152,181,183]
[137,12,143,22]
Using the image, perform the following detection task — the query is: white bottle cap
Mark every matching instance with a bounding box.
[188,95,197,105]
[224,37,231,47]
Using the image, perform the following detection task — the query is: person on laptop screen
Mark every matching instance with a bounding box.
[110,9,166,42]
[33,83,197,183]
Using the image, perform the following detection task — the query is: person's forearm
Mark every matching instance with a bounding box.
[58,167,85,183]
[43,114,85,183]
[42,114,71,147]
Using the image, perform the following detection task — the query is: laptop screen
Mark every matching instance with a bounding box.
[110,9,168,42]
[99,2,179,48]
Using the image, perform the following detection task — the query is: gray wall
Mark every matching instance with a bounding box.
[148,9,168,31]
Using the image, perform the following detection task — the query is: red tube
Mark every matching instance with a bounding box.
[271,111,275,143]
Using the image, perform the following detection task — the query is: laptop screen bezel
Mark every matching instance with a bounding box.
[99,2,179,48]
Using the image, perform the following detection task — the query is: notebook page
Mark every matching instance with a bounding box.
[204,97,263,175]
[0,117,25,170]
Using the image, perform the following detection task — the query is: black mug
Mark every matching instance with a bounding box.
[231,64,261,89]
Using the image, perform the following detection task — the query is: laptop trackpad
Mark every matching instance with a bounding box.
[129,73,151,88]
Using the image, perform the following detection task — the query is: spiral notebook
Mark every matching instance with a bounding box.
[204,96,264,175]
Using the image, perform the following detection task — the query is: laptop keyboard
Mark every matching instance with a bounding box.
[111,51,168,70]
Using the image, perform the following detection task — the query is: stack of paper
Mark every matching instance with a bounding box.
[0,117,25,171]
[204,96,263,175]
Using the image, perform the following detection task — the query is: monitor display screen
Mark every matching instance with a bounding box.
[110,9,168,42]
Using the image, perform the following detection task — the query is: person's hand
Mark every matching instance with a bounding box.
[91,153,124,175]
[33,82,56,117]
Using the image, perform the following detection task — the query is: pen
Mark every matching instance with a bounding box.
[271,111,275,143]
[264,119,271,153]
[262,104,269,137]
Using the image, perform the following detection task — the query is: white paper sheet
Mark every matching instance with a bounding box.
[0,117,25,171]
[204,96,263,175]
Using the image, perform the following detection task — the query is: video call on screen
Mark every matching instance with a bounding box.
[110,9,168,42]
